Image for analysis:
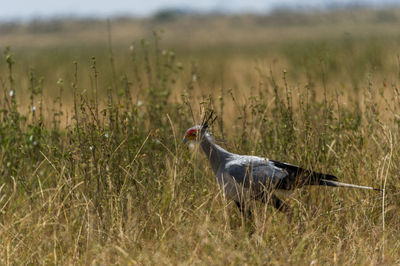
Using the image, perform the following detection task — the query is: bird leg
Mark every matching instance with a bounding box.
[235,201,252,219]
[258,191,290,213]
[271,195,290,212]
[270,195,293,222]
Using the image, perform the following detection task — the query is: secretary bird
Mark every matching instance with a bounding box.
[183,112,381,214]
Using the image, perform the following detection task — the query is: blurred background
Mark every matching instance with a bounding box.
[2,0,400,21]
[1,0,400,109]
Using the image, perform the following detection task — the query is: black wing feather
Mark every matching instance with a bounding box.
[270,159,338,190]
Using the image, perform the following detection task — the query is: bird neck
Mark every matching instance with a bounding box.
[200,133,231,174]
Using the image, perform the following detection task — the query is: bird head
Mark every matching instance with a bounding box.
[182,125,202,143]
[183,111,216,144]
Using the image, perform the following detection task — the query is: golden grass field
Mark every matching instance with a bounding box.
[0,7,400,264]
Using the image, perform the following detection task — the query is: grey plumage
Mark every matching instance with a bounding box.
[183,117,380,213]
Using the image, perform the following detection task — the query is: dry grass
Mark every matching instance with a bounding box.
[0,8,400,265]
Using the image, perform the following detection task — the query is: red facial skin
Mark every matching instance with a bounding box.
[185,128,198,141]
[183,125,204,143]
[183,127,199,143]
[187,128,197,137]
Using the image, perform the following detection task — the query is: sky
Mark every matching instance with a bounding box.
[1,0,400,21]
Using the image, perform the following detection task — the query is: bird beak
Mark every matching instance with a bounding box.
[182,137,188,144]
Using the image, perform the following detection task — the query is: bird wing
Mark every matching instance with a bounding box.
[269,159,338,188]
[225,157,289,192]
[225,157,339,191]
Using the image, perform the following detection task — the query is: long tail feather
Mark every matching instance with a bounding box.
[320,179,382,191]
[269,159,381,191]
